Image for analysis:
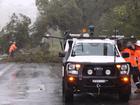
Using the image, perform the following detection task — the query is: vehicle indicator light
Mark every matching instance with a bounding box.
[116,64,121,69]
[76,64,81,70]
[122,77,129,83]
[68,76,75,82]
[82,28,87,33]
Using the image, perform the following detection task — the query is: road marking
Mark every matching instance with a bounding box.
[0,64,14,77]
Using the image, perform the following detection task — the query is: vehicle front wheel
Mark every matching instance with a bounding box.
[63,81,73,102]
[119,93,130,102]
[118,85,131,102]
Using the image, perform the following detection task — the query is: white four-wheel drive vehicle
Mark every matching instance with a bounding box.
[60,33,131,102]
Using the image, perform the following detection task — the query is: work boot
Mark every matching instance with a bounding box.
[134,88,140,93]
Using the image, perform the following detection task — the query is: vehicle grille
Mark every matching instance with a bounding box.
[82,64,116,76]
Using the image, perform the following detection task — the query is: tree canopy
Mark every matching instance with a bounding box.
[98,0,140,36]
[35,0,140,37]
[2,13,31,49]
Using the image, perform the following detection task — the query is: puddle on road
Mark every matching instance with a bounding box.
[15,70,40,78]
[13,66,44,79]
[48,63,62,79]
[8,64,46,101]
[9,79,29,99]
[9,76,46,100]
[13,64,44,79]
[6,64,61,104]
[27,84,46,93]
[9,80,46,101]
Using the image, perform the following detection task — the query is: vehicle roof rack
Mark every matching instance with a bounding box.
[43,31,136,42]
[65,33,127,40]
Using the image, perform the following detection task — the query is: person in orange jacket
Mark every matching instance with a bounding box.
[121,42,136,65]
[135,41,140,70]
[121,42,140,93]
[8,42,17,58]
[133,41,140,93]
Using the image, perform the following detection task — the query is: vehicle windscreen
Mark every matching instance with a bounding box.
[72,43,119,56]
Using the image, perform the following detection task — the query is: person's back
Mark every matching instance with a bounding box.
[8,42,17,58]
[121,42,140,93]
[122,48,131,63]
[121,47,137,67]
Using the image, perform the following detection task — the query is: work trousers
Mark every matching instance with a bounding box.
[9,51,15,57]
[131,67,140,88]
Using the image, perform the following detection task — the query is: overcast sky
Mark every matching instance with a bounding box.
[0,0,38,28]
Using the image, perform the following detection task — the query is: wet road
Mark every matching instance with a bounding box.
[0,63,140,105]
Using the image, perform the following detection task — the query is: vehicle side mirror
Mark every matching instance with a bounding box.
[59,52,65,57]
[122,52,129,58]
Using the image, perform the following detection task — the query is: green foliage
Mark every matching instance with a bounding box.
[113,5,128,19]
[98,0,140,36]
[0,37,9,53]
[2,13,31,49]
[35,0,126,34]
[35,0,83,33]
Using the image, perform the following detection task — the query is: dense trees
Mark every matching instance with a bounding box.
[1,13,31,53]
[35,0,140,37]
[1,0,140,54]
[99,0,140,36]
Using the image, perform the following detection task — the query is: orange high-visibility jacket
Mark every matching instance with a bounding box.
[135,50,140,71]
[122,48,137,67]
[8,43,17,53]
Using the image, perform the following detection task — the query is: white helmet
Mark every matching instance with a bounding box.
[135,40,140,46]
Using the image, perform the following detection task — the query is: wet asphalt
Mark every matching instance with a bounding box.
[0,63,139,105]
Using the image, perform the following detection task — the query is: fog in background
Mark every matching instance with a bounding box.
[0,0,38,28]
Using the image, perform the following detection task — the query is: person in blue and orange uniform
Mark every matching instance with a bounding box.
[121,42,140,93]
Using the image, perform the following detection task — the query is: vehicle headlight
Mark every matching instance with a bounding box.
[68,63,81,70]
[67,63,81,75]
[116,64,130,75]
[68,64,75,70]
[116,64,129,70]
[121,64,128,71]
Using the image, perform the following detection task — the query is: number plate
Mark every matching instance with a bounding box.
[92,80,107,83]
